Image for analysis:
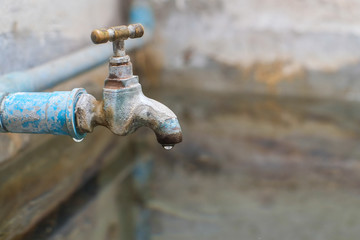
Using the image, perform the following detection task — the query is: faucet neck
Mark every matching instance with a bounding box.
[109,55,133,77]
[104,55,136,89]
[113,39,126,57]
[104,30,136,88]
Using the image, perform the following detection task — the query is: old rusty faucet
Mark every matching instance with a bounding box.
[75,24,182,149]
[0,24,181,148]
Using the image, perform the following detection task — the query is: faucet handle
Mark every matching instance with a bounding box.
[91,23,144,57]
[91,24,144,44]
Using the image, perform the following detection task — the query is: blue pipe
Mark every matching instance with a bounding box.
[0,38,149,93]
[0,45,112,93]
[0,88,86,140]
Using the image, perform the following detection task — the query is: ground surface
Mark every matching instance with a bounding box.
[145,68,360,240]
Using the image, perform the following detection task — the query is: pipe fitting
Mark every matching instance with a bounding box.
[0,88,86,140]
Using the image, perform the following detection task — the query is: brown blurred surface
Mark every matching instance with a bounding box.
[142,63,360,240]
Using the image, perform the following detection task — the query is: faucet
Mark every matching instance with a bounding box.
[76,24,182,149]
[0,24,182,149]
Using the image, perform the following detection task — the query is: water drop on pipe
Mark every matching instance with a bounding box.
[73,137,84,143]
[163,145,174,150]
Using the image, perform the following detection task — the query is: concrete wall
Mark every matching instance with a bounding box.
[137,1,360,239]
[1,0,121,75]
[3,1,360,239]
[149,0,360,100]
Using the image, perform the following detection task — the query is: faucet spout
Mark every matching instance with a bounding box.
[76,24,182,148]
[134,96,182,147]
[75,78,182,148]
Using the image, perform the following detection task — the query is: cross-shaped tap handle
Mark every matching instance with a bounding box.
[91,24,144,44]
[91,23,144,57]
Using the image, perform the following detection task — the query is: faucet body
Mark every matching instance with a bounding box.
[0,24,182,147]
[75,55,182,147]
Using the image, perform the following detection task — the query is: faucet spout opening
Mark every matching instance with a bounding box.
[134,98,183,147]
[76,90,183,148]
[155,118,183,147]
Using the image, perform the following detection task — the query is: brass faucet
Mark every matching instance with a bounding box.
[75,24,182,149]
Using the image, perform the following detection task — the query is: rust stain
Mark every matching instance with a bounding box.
[255,61,305,93]
[240,60,306,94]
[104,80,126,89]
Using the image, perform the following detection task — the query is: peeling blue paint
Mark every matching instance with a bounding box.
[159,118,181,131]
[0,88,86,140]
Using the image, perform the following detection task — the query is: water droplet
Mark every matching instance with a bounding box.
[163,145,174,150]
[73,137,84,143]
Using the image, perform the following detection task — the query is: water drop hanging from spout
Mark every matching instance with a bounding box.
[163,145,174,150]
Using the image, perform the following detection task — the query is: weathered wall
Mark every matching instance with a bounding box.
[135,1,360,239]
[4,1,360,239]
[149,0,360,100]
[1,0,121,74]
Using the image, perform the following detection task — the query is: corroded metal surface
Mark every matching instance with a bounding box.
[76,75,182,147]
[75,24,182,148]
[102,82,182,147]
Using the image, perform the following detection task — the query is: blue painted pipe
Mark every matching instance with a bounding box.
[0,88,86,140]
[0,45,112,93]
[0,38,150,93]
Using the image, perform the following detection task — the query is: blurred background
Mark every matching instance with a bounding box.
[2,0,360,240]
